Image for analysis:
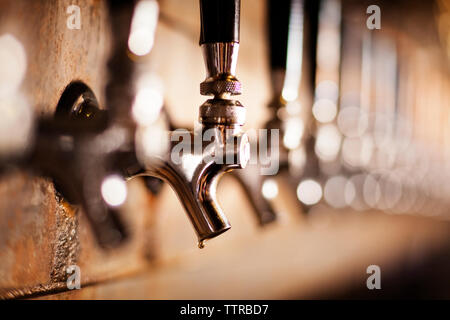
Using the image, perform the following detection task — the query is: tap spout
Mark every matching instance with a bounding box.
[134,124,250,244]
[146,156,232,243]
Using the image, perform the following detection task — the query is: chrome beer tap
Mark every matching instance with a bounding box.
[146,101,276,226]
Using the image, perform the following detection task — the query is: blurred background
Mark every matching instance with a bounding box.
[0,0,449,299]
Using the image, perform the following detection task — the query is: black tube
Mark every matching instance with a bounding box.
[199,0,240,44]
[304,0,320,91]
[267,0,291,70]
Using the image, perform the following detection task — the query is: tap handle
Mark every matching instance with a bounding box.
[267,0,292,70]
[199,0,240,44]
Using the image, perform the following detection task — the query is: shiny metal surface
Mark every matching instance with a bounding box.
[202,42,239,77]
[198,23,275,224]
[171,34,249,242]
[132,1,248,245]
[199,98,246,126]
[152,103,275,227]
[232,163,278,225]
[200,42,242,96]
[134,126,249,245]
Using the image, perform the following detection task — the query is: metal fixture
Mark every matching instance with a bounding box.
[133,0,249,247]
[255,0,322,213]
[0,0,249,249]
[148,103,277,226]
[232,164,278,225]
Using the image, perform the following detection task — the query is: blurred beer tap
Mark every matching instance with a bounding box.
[0,0,139,249]
[256,0,322,213]
[232,164,278,225]
[320,0,450,217]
